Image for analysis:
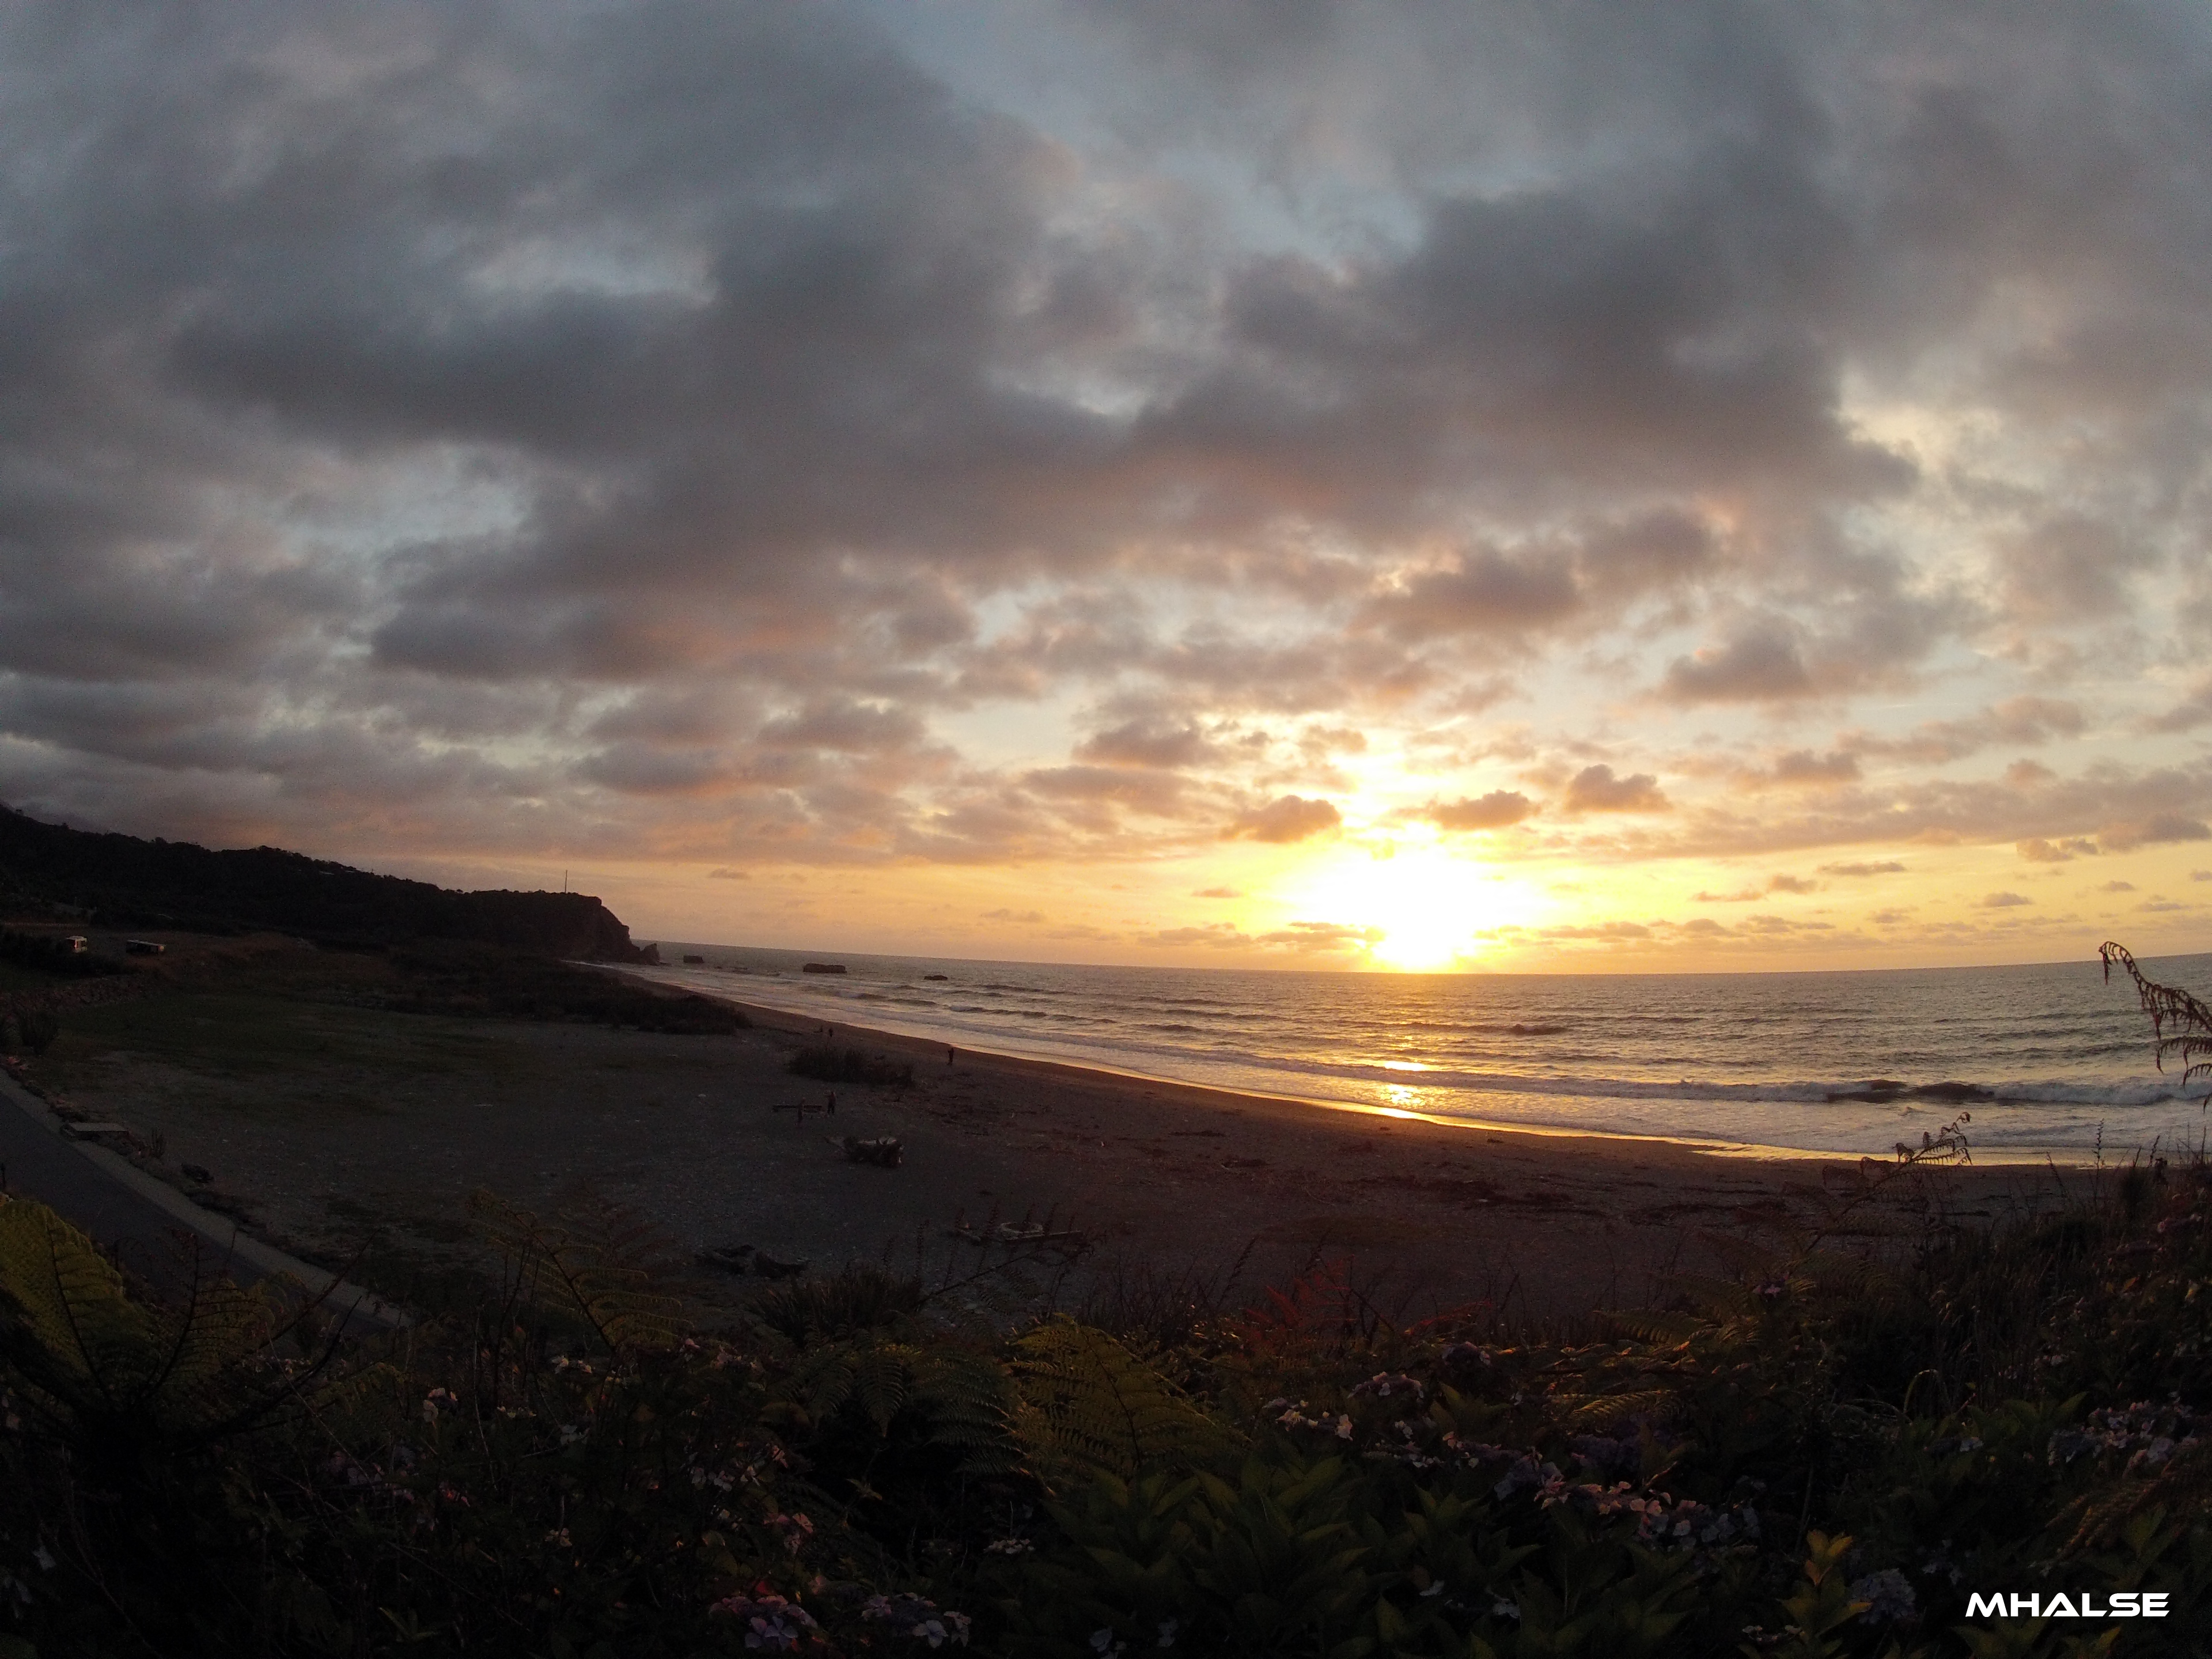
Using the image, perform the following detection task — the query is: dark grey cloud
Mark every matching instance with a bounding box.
[1744,749,1861,789]
[1845,698,2086,765]
[0,0,2207,887]
[1661,620,1814,703]
[1075,719,1222,769]
[1563,765,1669,813]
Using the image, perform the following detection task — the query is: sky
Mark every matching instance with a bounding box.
[5,0,2212,972]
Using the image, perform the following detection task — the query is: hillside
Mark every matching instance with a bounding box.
[0,805,654,961]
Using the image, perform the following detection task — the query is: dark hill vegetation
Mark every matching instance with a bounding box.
[0,804,651,960]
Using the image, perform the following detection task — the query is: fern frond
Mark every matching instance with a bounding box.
[910,1345,1019,1472]
[853,1339,914,1433]
[1600,1309,1705,1347]
[1551,1387,1681,1428]
[468,1188,689,1352]
[0,1196,161,1409]
[2103,941,2212,1100]
[1012,1320,1232,1483]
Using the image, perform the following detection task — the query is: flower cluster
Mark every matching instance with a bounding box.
[2048,1398,2203,1471]
[1348,1372,1426,1404]
[766,1511,815,1555]
[1847,1569,1918,1625]
[709,1592,819,1651]
[1267,1400,1354,1439]
[861,1592,971,1648]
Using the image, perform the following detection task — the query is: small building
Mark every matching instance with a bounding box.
[125,939,165,956]
[62,935,87,953]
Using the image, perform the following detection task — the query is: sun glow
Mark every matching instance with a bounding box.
[1292,842,1537,970]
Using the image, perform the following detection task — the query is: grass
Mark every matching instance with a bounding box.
[31,992,542,1124]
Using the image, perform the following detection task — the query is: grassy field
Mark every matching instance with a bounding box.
[41,990,541,1108]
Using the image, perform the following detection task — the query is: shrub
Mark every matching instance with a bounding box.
[788,1042,914,1086]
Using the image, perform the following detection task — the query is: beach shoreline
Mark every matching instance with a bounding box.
[621,963,2120,1168]
[560,970,2090,1319]
[26,938,2119,1325]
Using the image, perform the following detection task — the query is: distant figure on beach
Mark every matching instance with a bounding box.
[946,1046,956,1067]
[827,1092,836,1115]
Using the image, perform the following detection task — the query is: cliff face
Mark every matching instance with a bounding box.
[0,806,653,961]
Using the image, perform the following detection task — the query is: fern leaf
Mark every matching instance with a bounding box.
[0,1198,161,1408]
[1012,1321,1232,1483]
[468,1188,689,1352]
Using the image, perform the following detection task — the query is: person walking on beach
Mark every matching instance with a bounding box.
[946,1046,956,1067]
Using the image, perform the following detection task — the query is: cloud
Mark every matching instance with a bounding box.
[1980,891,2033,908]
[1192,885,1241,898]
[2017,836,2096,863]
[759,700,926,753]
[1226,794,1341,843]
[1075,719,1222,769]
[1563,765,1668,813]
[2097,813,2211,851]
[1764,751,1861,788]
[1998,515,2154,624]
[1847,698,2086,767]
[1819,859,1904,877]
[1142,923,1247,948]
[2100,880,2137,893]
[1695,873,1819,902]
[981,907,1046,923]
[1418,790,1536,831]
[1137,916,1379,954]
[0,0,2203,929]
[1537,921,1653,941]
[2147,675,2212,734]
[706,866,749,880]
[1660,620,1813,704]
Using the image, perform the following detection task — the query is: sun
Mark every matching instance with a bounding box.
[1291,841,1533,970]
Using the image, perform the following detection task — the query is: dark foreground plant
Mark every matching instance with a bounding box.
[0,946,2208,1656]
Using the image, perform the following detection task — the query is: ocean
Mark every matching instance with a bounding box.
[629,947,2212,1162]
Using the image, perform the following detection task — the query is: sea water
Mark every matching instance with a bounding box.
[632,948,2212,1161]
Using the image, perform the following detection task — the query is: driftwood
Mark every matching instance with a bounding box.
[950,1220,1088,1253]
[830,1135,903,1168]
[694,1243,809,1279]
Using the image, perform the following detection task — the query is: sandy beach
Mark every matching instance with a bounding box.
[24,948,2086,1324]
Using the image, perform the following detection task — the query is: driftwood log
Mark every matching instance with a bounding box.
[829,1134,903,1167]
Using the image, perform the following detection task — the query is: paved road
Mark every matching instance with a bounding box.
[0,1071,404,1327]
